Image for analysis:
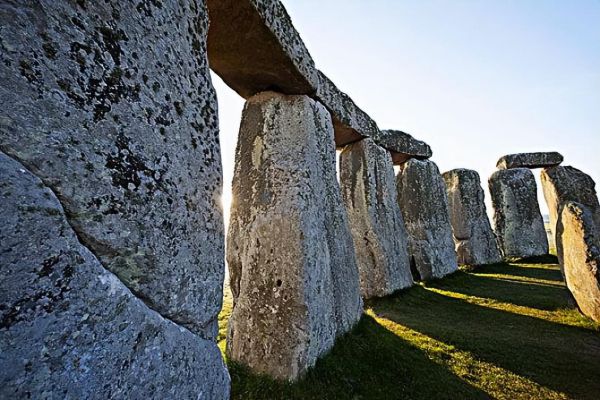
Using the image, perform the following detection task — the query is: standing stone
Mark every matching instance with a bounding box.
[0,0,224,339]
[396,159,458,280]
[443,169,502,265]
[226,92,362,381]
[557,202,600,322]
[489,169,548,259]
[496,152,563,170]
[541,166,600,241]
[340,138,413,299]
[0,153,230,399]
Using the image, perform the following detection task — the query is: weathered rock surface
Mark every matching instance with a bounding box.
[557,202,600,322]
[0,153,230,399]
[541,166,600,242]
[376,130,432,165]
[496,152,563,170]
[315,71,380,146]
[340,139,413,299]
[207,0,318,98]
[396,159,458,280]
[226,92,362,380]
[0,1,224,338]
[489,169,549,259]
[443,169,502,265]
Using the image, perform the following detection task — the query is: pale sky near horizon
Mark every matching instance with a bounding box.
[212,0,600,227]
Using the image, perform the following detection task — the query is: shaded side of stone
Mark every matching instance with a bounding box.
[0,0,224,338]
[488,169,548,259]
[376,130,432,165]
[226,92,361,381]
[207,0,318,98]
[396,159,458,280]
[557,202,600,322]
[541,166,600,247]
[315,71,380,146]
[496,152,563,170]
[442,169,502,265]
[340,139,413,299]
[0,153,230,399]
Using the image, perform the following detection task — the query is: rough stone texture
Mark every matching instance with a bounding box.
[557,202,600,322]
[340,139,413,299]
[315,71,380,146]
[541,166,600,243]
[442,169,502,265]
[488,169,549,259]
[0,0,224,339]
[496,152,563,170]
[0,153,230,399]
[226,92,362,381]
[375,130,432,165]
[396,159,458,280]
[207,0,318,98]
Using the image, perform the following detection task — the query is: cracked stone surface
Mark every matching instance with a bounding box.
[0,152,230,399]
[0,0,224,338]
[541,166,600,245]
[375,130,432,165]
[489,169,548,259]
[557,202,600,322]
[340,138,413,298]
[496,152,563,170]
[396,159,458,280]
[226,92,362,380]
[443,169,502,265]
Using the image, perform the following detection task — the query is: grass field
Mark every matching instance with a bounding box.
[218,256,600,399]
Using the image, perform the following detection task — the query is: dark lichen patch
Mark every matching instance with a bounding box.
[98,26,127,66]
[19,59,41,84]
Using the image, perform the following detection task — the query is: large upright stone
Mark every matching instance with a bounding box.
[396,159,458,280]
[489,169,549,259]
[557,202,600,322]
[0,1,224,338]
[340,139,413,299]
[375,130,432,165]
[541,166,600,241]
[0,153,230,399]
[226,92,362,381]
[496,152,563,170]
[443,169,502,265]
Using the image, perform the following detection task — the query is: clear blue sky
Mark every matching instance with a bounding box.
[213,0,600,223]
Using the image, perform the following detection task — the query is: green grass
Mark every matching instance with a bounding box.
[218,259,600,399]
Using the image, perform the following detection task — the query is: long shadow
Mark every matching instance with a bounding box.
[473,262,563,283]
[426,270,569,311]
[371,286,600,400]
[229,314,490,400]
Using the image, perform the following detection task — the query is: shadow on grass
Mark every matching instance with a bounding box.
[229,314,489,400]
[471,262,564,283]
[372,285,600,400]
[426,270,568,311]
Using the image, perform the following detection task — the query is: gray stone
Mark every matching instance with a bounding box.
[541,166,600,243]
[315,71,380,146]
[488,169,549,259]
[340,138,413,299]
[442,169,502,265]
[226,92,362,381]
[496,152,563,170]
[396,159,458,280]
[207,0,318,98]
[376,130,432,165]
[0,0,224,338]
[557,202,600,322]
[0,152,230,399]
